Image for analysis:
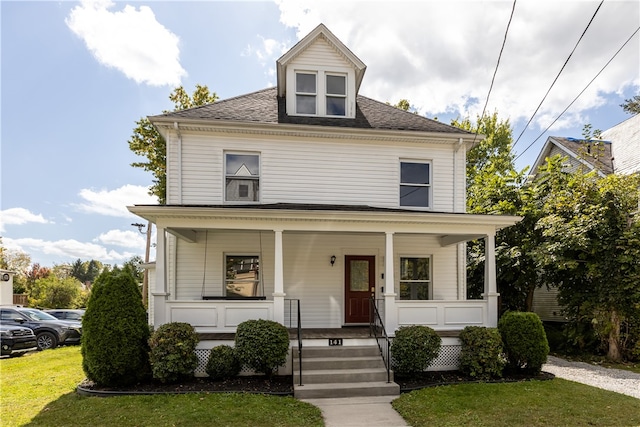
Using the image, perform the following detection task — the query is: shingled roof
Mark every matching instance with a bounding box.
[150,87,470,135]
[535,136,614,175]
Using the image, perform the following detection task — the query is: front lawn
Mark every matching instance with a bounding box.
[0,346,322,427]
[393,379,640,427]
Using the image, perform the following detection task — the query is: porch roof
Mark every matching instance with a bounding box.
[128,203,521,245]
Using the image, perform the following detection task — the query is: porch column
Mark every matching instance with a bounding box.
[384,232,398,334]
[483,232,499,326]
[272,229,285,325]
[152,226,168,328]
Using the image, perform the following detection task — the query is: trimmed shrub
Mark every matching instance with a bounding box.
[391,325,441,375]
[149,322,200,383]
[499,311,550,374]
[206,345,241,380]
[81,269,150,387]
[459,326,505,379]
[235,319,289,377]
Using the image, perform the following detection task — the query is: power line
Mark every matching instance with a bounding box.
[512,0,604,151]
[514,25,640,162]
[472,0,517,145]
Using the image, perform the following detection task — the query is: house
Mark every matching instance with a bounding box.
[128,24,520,396]
[530,114,639,322]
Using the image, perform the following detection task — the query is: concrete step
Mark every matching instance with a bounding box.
[295,367,390,384]
[294,356,384,370]
[294,381,400,399]
[297,345,381,358]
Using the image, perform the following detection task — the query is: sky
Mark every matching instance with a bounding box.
[1,0,639,269]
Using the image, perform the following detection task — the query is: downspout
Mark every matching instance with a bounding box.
[174,122,182,204]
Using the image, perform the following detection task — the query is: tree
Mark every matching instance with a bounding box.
[121,255,144,283]
[129,84,218,203]
[620,95,640,115]
[1,248,32,294]
[535,168,640,361]
[69,259,105,286]
[29,276,85,309]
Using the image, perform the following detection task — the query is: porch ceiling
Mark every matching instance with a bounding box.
[128,204,521,243]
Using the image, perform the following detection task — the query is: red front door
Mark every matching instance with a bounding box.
[345,255,375,324]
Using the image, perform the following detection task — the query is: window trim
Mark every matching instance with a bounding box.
[398,255,433,300]
[288,67,354,118]
[224,151,261,204]
[224,254,261,298]
[399,159,432,209]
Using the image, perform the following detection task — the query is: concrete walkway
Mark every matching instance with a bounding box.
[301,395,408,427]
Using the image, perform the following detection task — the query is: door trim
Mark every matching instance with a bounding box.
[344,255,375,324]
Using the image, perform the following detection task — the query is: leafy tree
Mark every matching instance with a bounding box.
[129,84,218,203]
[620,94,640,115]
[535,168,640,361]
[1,248,31,294]
[121,255,144,283]
[23,264,51,295]
[69,259,105,286]
[28,276,85,309]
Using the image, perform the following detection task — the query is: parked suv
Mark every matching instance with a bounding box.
[0,306,82,350]
[45,309,85,321]
[0,324,38,357]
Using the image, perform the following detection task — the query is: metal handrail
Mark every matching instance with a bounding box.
[369,297,391,383]
[285,299,303,386]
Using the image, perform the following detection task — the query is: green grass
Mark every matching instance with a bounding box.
[0,346,322,427]
[393,379,640,427]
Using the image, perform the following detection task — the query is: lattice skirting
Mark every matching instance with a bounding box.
[390,343,462,372]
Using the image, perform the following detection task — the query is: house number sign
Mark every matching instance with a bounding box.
[329,338,343,346]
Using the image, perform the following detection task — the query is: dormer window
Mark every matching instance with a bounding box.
[295,72,317,115]
[289,69,353,117]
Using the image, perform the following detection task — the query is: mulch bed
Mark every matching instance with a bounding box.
[78,370,554,397]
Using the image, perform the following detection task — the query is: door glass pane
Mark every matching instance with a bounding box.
[350,260,369,292]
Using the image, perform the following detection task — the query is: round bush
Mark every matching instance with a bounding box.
[206,345,241,380]
[391,325,441,375]
[235,319,289,377]
[499,311,550,374]
[81,269,150,387]
[148,322,200,383]
[459,326,505,379]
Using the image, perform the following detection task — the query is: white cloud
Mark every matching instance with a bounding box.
[95,229,145,250]
[0,208,50,233]
[3,237,136,263]
[74,184,157,218]
[66,0,186,86]
[274,0,640,132]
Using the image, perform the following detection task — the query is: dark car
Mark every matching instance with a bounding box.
[0,324,38,357]
[45,309,85,321]
[0,306,82,350]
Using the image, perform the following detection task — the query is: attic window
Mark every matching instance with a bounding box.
[296,72,316,115]
[326,74,346,116]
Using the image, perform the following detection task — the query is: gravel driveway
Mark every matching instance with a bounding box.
[543,355,640,399]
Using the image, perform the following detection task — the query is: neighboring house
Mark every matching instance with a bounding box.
[530,114,639,322]
[128,24,520,392]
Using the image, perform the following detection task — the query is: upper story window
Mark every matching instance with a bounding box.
[291,70,351,117]
[296,73,317,115]
[400,160,431,208]
[225,152,260,202]
[326,74,346,116]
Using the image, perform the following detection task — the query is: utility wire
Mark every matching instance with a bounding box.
[472,0,517,146]
[514,25,640,162]
[511,0,604,151]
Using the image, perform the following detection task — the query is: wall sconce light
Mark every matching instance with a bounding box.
[330,255,337,266]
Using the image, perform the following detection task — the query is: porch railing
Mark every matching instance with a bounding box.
[369,297,391,383]
[285,299,303,386]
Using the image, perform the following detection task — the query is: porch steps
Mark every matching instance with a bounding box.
[293,345,399,399]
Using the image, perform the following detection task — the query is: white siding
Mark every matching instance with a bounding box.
[169,131,459,212]
[292,36,351,69]
[603,114,640,175]
[169,231,460,328]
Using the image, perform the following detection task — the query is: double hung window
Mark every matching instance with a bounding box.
[325,74,346,116]
[225,153,260,202]
[400,160,431,208]
[399,257,431,300]
[225,255,260,297]
[296,72,317,115]
[294,71,347,117]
